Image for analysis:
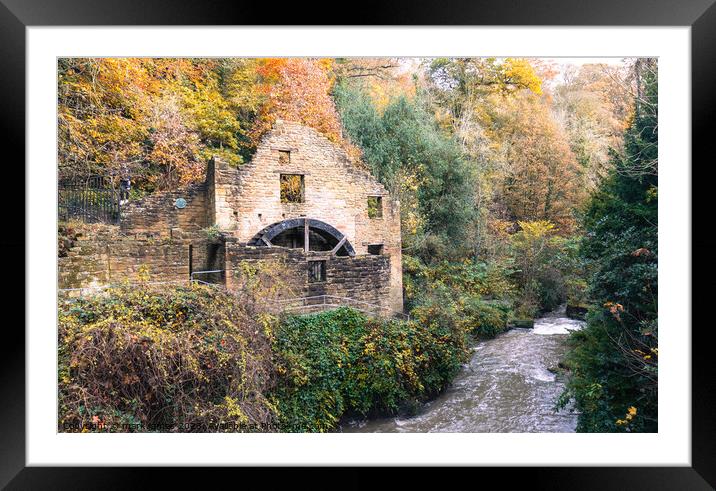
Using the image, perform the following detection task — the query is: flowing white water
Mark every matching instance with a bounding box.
[342,308,584,433]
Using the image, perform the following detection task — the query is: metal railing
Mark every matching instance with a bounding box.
[58,175,121,224]
[189,270,224,285]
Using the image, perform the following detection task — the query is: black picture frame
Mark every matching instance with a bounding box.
[2,0,713,487]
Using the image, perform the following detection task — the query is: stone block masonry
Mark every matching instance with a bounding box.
[224,241,392,312]
[209,120,403,313]
[58,230,225,292]
[60,120,404,314]
[120,182,209,238]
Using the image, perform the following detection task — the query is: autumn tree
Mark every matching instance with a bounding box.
[145,93,202,187]
[553,63,632,189]
[494,92,585,232]
[332,57,416,111]
[58,58,155,182]
[334,81,476,261]
[422,58,545,251]
[250,58,350,150]
[178,61,246,168]
[58,58,267,190]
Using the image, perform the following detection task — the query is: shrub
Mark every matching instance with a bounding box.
[58,283,276,432]
[270,307,470,432]
[458,297,511,338]
[564,277,589,307]
[201,224,222,241]
[60,282,478,433]
[403,254,516,313]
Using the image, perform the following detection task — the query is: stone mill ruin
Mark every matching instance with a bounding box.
[59,121,404,317]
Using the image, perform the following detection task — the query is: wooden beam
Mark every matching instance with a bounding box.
[304,219,310,253]
[261,235,272,247]
[330,236,347,256]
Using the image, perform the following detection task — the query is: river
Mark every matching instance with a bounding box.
[342,308,584,433]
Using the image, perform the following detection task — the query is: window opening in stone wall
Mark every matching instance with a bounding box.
[367,196,383,218]
[280,174,304,203]
[278,150,291,164]
[308,260,326,283]
[188,244,193,277]
[367,244,384,255]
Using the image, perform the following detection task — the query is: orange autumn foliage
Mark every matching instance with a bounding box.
[250,58,362,161]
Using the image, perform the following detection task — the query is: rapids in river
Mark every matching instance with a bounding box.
[343,307,584,433]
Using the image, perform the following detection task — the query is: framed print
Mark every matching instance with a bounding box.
[2,0,714,487]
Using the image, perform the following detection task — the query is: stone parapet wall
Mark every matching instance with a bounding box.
[224,242,393,313]
[120,182,209,238]
[58,235,223,291]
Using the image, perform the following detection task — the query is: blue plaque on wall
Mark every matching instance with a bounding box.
[174,198,187,209]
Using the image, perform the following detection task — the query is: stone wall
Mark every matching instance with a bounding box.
[120,182,209,238]
[210,120,403,312]
[61,121,403,313]
[58,232,223,292]
[224,241,392,313]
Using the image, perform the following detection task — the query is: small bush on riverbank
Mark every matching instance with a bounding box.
[403,254,515,340]
[458,297,511,338]
[271,307,470,432]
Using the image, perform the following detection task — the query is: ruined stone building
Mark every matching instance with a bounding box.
[59,121,404,315]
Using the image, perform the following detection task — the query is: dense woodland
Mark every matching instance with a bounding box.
[58,57,657,432]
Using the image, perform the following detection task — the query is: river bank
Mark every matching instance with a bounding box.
[342,308,584,433]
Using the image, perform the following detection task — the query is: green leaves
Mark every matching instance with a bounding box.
[335,82,477,261]
[270,307,470,431]
[563,60,658,433]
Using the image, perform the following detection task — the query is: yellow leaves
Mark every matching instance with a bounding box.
[222,396,249,423]
[604,301,624,321]
[364,342,376,356]
[502,58,543,95]
[365,74,417,113]
[516,220,555,239]
[137,265,151,283]
[616,406,637,427]
[180,77,242,150]
[635,347,658,362]
[616,406,637,426]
